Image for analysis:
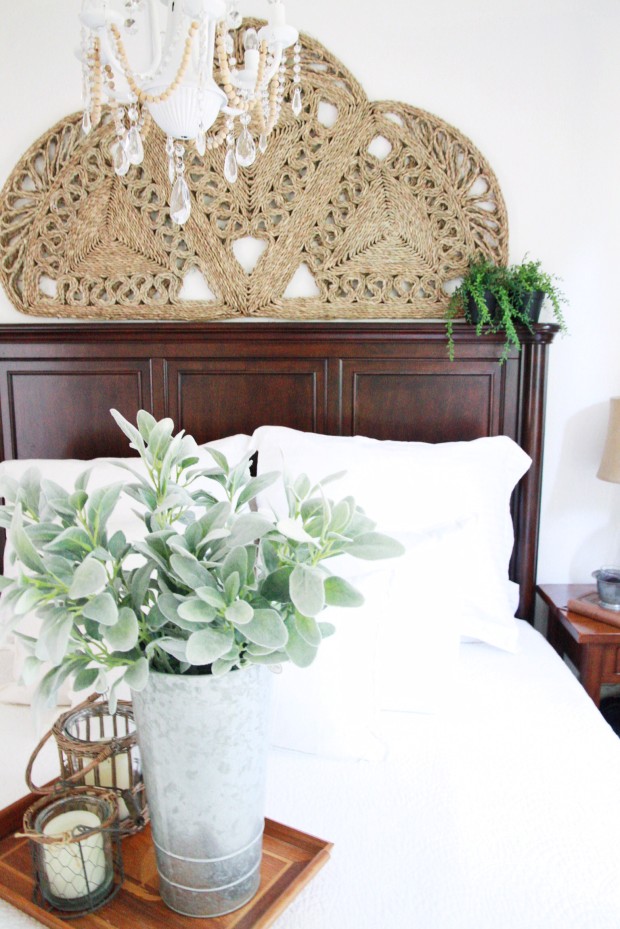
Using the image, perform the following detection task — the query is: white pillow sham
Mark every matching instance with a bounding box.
[0,433,252,706]
[252,426,530,639]
[253,426,530,758]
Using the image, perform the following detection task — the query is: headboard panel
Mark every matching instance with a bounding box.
[0,321,556,620]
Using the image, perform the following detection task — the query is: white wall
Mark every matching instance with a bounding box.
[1,0,619,583]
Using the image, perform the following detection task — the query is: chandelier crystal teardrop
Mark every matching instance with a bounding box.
[79,0,301,225]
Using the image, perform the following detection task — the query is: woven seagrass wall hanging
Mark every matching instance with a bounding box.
[0,28,508,321]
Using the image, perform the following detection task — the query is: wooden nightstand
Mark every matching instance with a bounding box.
[537,583,620,707]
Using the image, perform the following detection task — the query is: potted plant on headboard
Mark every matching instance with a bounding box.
[445,256,567,362]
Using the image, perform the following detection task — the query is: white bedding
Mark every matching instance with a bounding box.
[2,621,620,929]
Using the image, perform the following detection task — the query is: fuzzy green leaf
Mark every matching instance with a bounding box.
[260,567,292,602]
[228,513,274,547]
[110,409,147,455]
[9,507,45,574]
[85,483,124,538]
[224,571,240,603]
[147,418,175,460]
[36,614,74,665]
[242,608,288,649]
[43,526,92,556]
[103,607,139,652]
[72,667,100,692]
[284,621,319,668]
[194,586,226,610]
[20,655,44,686]
[82,592,118,626]
[344,532,405,560]
[124,656,149,691]
[169,553,211,588]
[324,575,365,608]
[14,587,46,616]
[186,626,234,665]
[236,472,279,509]
[225,599,254,625]
[289,564,325,617]
[245,650,286,665]
[68,558,108,599]
[178,598,218,623]
[221,546,247,584]
[276,518,316,545]
[137,409,157,440]
[211,658,237,677]
[294,612,322,647]
[201,445,229,472]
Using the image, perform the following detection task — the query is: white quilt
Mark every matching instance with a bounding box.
[2,621,620,929]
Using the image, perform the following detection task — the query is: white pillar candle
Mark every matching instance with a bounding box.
[84,754,131,819]
[42,810,107,901]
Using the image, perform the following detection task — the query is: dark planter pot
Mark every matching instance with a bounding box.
[466,290,497,325]
[519,290,545,323]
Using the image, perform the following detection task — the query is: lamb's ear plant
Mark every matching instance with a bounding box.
[0,410,404,716]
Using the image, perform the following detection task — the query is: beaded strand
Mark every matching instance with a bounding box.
[109,21,199,106]
[89,38,103,127]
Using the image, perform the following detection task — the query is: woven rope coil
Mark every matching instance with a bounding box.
[0,26,508,320]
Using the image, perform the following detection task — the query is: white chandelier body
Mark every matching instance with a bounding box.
[80,0,301,223]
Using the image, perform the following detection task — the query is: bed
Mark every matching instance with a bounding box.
[1,319,620,929]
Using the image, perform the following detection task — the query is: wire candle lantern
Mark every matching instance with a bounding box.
[26,694,147,836]
[21,787,123,918]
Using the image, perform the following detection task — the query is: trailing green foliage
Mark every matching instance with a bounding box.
[445,255,568,363]
[0,411,403,713]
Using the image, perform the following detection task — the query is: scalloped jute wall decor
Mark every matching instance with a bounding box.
[0,28,508,321]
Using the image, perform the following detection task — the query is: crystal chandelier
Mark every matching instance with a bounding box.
[80,0,301,224]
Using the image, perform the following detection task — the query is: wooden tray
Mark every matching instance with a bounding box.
[0,791,332,928]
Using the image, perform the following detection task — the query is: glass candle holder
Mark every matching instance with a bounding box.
[26,694,147,835]
[22,787,122,917]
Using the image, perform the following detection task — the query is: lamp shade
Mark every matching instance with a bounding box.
[598,397,620,483]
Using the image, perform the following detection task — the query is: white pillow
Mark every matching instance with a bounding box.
[253,427,530,758]
[0,433,252,706]
[252,426,530,641]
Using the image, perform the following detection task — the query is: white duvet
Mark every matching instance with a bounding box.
[2,621,620,929]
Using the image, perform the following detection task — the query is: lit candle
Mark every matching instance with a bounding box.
[42,810,107,901]
[84,754,131,819]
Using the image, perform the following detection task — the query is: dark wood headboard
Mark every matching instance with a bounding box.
[0,321,556,620]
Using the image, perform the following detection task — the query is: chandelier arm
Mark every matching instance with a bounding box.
[109,20,199,106]
[205,16,217,77]
[144,0,164,76]
[261,44,283,85]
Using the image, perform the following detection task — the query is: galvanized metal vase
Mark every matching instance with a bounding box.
[131,665,272,918]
